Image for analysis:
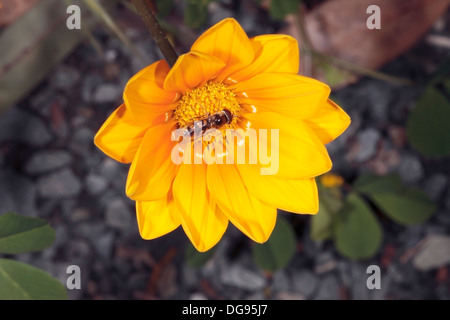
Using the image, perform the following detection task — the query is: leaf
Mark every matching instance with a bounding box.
[310,200,333,241]
[0,0,41,27]
[156,0,174,18]
[281,0,450,88]
[185,243,216,268]
[310,187,344,241]
[334,193,382,260]
[353,172,403,195]
[0,213,55,254]
[269,0,300,20]
[252,216,296,272]
[406,86,450,157]
[184,0,210,30]
[0,0,94,112]
[0,259,67,300]
[371,187,436,226]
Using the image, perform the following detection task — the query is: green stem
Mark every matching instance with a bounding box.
[130,0,178,67]
[313,51,415,86]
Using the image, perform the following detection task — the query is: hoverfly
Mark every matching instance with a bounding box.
[182,109,233,139]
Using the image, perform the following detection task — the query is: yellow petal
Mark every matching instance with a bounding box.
[241,111,332,179]
[305,99,351,144]
[94,104,150,164]
[173,163,228,252]
[124,60,178,125]
[126,122,177,201]
[237,163,319,214]
[136,192,181,239]
[191,18,255,82]
[228,34,299,82]
[206,164,277,243]
[230,73,330,120]
[164,51,226,92]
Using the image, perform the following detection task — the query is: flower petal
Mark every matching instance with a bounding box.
[94,104,149,163]
[173,163,228,252]
[136,192,181,239]
[164,51,226,92]
[207,164,277,243]
[241,111,332,179]
[126,122,177,201]
[305,99,351,144]
[228,35,299,82]
[191,18,255,82]
[230,73,330,120]
[237,163,319,214]
[124,60,179,124]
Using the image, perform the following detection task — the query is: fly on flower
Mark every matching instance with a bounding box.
[94,18,351,252]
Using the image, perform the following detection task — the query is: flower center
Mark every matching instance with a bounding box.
[174,81,241,129]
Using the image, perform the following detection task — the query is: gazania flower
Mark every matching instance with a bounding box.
[94,18,350,251]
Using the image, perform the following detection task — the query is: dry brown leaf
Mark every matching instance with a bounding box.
[0,0,42,26]
[282,0,450,87]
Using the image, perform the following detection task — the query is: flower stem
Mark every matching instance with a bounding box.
[130,0,178,67]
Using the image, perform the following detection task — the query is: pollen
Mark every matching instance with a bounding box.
[174,81,241,128]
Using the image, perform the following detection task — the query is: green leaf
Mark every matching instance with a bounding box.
[310,200,333,241]
[0,213,55,254]
[444,78,450,94]
[269,0,300,20]
[252,216,296,272]
[334,193,382,260]
[310,188,344,242]
[0,259,67,300]
[371,187,435,226]
[353,173,403,195]
[185,243,216,268]
[156,0,174,18]
[406,86,450,157]
[184,0,211,29]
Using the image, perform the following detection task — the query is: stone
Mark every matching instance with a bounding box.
[69,127,95,156]
[92,84,122,104]
[272,271,291,292]
[99,158,128,191]
[36,168,82,198]
[81,74,102,102]
[353,128,380,163]
[423,174,447,202]
[0,170,37,216]
[85,173,108,195]
[221,264,266,291]
[366,81,394,124]
[397,153,424,184]
[105,198,133,231]
[25,150,72,174]
[0,108,52,147]
[93,231,115,259]
[314,275,340,300]
[349,263,370,300]
[412,235,450,271]
[50,65,81,90]
[292,270,319,298]
[274,292,305,300]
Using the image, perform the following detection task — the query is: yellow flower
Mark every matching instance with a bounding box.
[94,18,350,251]
[320,173,345,188]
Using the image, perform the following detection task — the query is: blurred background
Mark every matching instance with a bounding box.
[0,0,449,300]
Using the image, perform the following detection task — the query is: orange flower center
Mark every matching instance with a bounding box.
[174,81,241,129]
